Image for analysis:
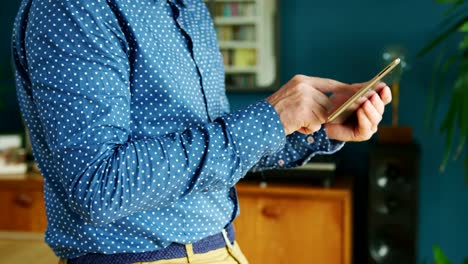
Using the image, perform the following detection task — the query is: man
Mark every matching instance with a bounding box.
[12,0,391,263]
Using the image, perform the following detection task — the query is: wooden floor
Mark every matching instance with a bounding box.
[0,232,58,264]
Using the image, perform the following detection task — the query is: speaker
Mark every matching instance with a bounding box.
[367,143,420,264]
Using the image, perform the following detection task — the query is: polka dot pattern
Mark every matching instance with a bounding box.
[251,125,344,171]
[12,0,342,259]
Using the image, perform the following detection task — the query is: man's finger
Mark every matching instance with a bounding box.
[379,85,392,105]
[362,100,382,130]
[340,81,388,94]
[309,87,332,112]
[296,75,349,93]
[370,94,385,115]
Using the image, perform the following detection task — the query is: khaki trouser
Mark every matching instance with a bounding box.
[59,230,249,264]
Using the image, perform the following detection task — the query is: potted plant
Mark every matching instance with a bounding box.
[418,0,467,182]
[419,1,467,263]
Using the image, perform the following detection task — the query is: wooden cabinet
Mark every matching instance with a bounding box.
[234,181,352,264]
[0,176,47,232]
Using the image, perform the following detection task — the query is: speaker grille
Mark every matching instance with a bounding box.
[368,143,420,264]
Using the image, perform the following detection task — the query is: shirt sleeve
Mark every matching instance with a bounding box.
[22,0,286,226]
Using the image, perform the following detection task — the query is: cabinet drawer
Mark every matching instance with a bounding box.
[234,183,352,264]
[0,181,47,232]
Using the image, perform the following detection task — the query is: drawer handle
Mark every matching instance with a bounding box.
[14,193,33,208]
[262,206,281,219]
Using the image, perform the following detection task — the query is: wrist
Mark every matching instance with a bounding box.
[265,97,289,135]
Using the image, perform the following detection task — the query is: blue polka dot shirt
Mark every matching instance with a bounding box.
[12,0,343,259]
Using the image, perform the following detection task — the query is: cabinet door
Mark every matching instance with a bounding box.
[235,194,347,264]
[0,189,47,232]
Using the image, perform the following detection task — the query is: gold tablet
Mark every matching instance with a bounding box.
[327,58,400,123]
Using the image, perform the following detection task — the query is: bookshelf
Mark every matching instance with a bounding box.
[205,0,278,91]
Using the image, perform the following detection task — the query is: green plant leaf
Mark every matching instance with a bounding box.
[435,53,458,110]
[460,56,468,135]
[463,257,468,264]
[439,90,461,172]
[460,36,468,50]
[453,75,467,162]
[441,4,468,28]
[461,59,468,184]
[423,0,468,182]
[440,62,468,173]
[443,0,467,17]
[418,17,468,56]
[425,52,445,131]
[458,56,468,127]
[426,53,458,132]
[433,245,452,264]
[460,21,468,31]
[465,157,468,184]
[457,52,468,183]
[456,135,467,158]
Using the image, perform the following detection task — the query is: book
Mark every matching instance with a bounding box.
[234,48,256,67]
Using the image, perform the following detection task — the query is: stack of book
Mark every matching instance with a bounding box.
[215,2,256,17]
[220,49,256,67]
[216,26,256,42]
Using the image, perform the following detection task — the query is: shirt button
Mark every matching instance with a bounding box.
[306,136,315,144]
[202,187,209,193]
[277,159,284,166]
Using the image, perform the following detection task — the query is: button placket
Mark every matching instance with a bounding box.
[168,1,212,121]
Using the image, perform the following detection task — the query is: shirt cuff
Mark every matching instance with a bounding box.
[299,125,345,164]
[221,100,286,173]
[309,125,345,153]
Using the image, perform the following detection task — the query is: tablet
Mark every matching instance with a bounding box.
[326,58,400,123]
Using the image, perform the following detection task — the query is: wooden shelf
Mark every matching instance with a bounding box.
[214,16,258,25]
[219,41,257,49]
[224,66,257,73]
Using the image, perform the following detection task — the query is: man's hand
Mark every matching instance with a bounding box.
[266,75,392,141]
[266,75,346,135]
[325,82,392,141]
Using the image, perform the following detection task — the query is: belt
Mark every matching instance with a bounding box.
[68,224,235,264]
